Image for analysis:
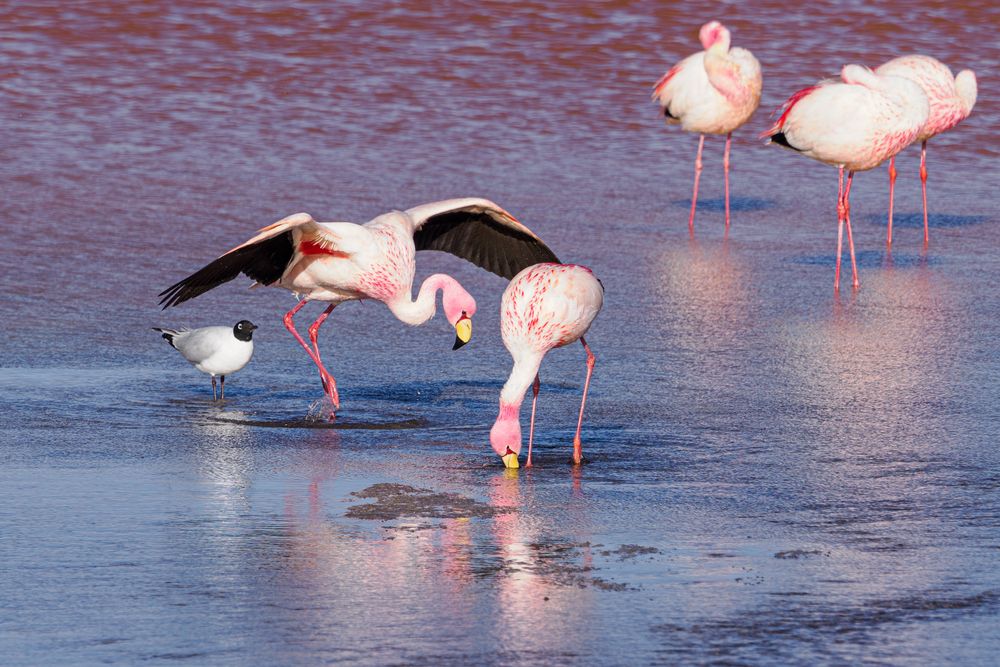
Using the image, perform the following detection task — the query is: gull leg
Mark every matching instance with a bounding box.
[211,375,218,401]
[220,375,225,400]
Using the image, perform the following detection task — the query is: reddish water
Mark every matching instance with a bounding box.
[2,2,998,665]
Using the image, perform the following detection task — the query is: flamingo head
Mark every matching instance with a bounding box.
[955,69,978,115]
[490,403,522,468]
[440,277,476,350]
[699,21,731,52]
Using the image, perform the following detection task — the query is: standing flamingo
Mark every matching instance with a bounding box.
[762,65,929,289]
[159,198,558,413]
[651,20,762,231]
[876,55,977,246]
[490,263,604,469]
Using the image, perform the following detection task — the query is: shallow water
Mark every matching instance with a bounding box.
[2,1,999,665]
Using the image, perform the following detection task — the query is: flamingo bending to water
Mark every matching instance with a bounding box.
[490,263,604,469]
[652,20,762,230]
[763,65,929,289]
[160,198,558,412]
[875,55,977,246]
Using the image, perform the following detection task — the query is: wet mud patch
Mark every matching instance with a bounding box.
[774,549,829,560]
[652,589,1000,657]
[346,484,501,520]
[470,540,640,591]
[600,544,662,560]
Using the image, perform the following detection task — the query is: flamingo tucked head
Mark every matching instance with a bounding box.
[955,69,978,115]
[699,20,731,52]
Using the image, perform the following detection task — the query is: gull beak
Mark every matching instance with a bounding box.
[453,314,472,350]
[501,448,519,469]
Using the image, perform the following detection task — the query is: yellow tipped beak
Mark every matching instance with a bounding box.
[501,452,519,469]
[453,316,472,350]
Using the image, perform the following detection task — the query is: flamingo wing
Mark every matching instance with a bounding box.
[158,213,348,308]
[407,198,560,280]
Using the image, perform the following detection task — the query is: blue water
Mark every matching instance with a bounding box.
[2,1,999,665]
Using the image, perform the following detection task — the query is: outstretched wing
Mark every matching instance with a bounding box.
[159,212,337,308]
[407,198,559,280]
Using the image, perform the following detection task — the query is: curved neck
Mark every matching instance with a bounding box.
[499,354,543,408]
[490,353,543,456]
[387,274,457,326]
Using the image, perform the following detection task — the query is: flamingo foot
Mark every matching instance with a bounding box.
[306,397,338,422]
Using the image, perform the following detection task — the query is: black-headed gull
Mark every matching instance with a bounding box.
[153,320,257,400]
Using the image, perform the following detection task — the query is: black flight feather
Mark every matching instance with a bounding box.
[158,231,294,309]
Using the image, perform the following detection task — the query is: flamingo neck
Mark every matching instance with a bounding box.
[490,354,543,457]
[387,273,460,326]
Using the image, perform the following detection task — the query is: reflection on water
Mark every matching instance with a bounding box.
[1,0,998,664]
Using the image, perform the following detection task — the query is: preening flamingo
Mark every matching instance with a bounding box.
[762,65,929,289]
[159,198,558,412]
[490,263,604,469]
[875,55,977,246]
[651,20,762,230]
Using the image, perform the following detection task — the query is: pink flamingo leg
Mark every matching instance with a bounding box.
[307,303,340,409]
[887,155,897,246]
[835,166,845,290]
[844,170,859,289]
[283,300,339,413]
[572,337,596,466]
[688,134,705,231]
[220,375,225,400]
[723,132,732,229]
[526,374,540,468]
[211,375,218,401]
[920,140,929,245]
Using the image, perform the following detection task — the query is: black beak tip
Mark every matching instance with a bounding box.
[453,336,468,351]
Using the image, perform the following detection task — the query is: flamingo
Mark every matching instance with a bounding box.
[762,65,929,289]
[651,20,762,231]
[159,198,558,413]
[875,55,977,246]
[489,263,604,469]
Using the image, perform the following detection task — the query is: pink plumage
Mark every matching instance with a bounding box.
[490,263,604,468]
[875,55,978,245]
[160,198,558,416]
[763,65,930,290]
[651,20,762,230]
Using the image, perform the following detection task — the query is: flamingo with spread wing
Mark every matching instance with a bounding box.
[160,198,558,413]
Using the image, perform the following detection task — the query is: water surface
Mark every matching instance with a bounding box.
[1,1,999,665]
